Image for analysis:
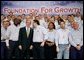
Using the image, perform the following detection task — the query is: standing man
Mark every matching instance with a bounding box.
[33,20,48,59]
[6,18,21,59]
[18,18,33,59]
[69,22,83,59]
[55,20,71,59]
[1,19,10,59]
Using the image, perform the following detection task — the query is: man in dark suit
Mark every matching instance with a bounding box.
[18,16,33,59]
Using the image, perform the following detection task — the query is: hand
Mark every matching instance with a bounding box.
[30,45,33,50]
[19,45,22,50]
[7,46,10,49]
[40,42,44,47]
[76,46,81,50]
[56,47,59,52]
[66,46,70,50]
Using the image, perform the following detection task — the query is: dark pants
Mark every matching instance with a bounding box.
[70,46,83,59]
[1,42,7,59]
[21,47,30,59]
[33,42,45,59]
[44,43,57,59]
[8,40,19,59]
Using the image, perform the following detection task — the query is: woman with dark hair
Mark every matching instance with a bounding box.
[45,22,57,59]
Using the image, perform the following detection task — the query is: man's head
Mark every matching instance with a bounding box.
[71,22,79,30]
[48,22,55,30]
[2,19,10,29]
[13,18,21,26]
[26,19,31,28]
[59,21,65,29]
[67,15,74,23]
[17,15,22,20]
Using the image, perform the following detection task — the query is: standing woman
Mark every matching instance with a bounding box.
[45,22,57,59]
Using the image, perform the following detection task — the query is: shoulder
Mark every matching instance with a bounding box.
[56,29,61,32]
[7,25,14,30]
[20,27,26,31]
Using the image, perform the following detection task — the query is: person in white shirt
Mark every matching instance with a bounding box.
[20,14,26,28]
[6,18,21,59]
[55,20,71,59]
[1,19,10,59]
[45,22,56,59]
[54,15,60,30]
[74,12,82,24]
[33,20,48,59]
[38,14,47,28]
[69,22,83,59]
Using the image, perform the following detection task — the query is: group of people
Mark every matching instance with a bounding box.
[1,11,83,59]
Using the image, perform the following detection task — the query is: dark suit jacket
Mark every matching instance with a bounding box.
[18,27,33,51]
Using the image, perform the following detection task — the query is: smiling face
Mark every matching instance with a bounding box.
[60,21,65,29]
[48,22,55,30]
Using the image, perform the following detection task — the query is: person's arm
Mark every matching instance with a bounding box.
[18,28,22,50]
[30,28,33,45]
[30,28,34,50]
[5,26,11,48]
[41,27,48,47]
[55,31,59,52]
[80,33,83,47]
[68,32,77,47]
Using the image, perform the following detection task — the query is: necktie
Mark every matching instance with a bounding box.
[27,28,30,37]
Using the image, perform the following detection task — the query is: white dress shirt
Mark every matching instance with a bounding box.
[54,20,60,30]
[47,29,56,42]
[55,28,70,45]
[39,18,47,28]
[70,29,83,47]
[1,26,7,42]
[33,25,48,42]
[10,20,14,25]
[1,26,10,46]
[6,24,20,41]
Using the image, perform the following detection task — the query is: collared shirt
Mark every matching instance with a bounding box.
[54,20,60,30]
[1,26,10,46]
[10,20,14,25]
[26,27,30,37]
[70,29,83,47]
[20,19,26,28]
[55,28,70,45]
[39,18,47,28]
[6,24,20,41]
[47,29,56,42]
[1,26,7,42]
[33,25,48,42]
[74,17,81,23]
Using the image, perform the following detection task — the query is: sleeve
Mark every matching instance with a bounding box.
[5,39,9,46]
[30,29,34,45]
[1,27,3,40]
[68,32,77,47]
[6,26,11,40]
[55,30,59,47]
[80,33,83,46]
[18,28,22,45]
[5,27,11,46]
[42,27,48,41]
